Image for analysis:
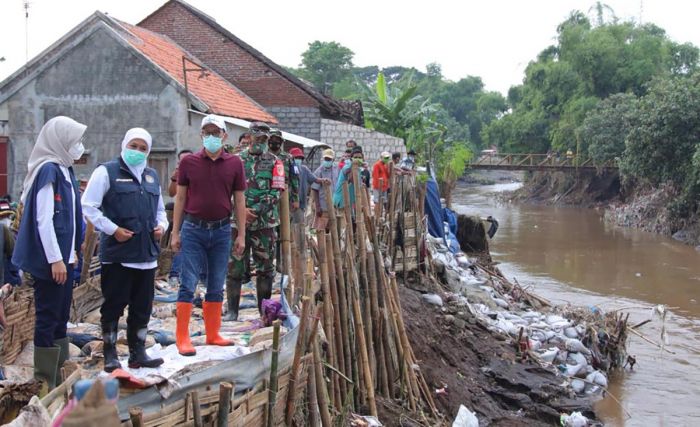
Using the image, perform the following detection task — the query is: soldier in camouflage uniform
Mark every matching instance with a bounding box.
[224,123,285,321]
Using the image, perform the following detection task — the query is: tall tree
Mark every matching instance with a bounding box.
[299,41,354,93]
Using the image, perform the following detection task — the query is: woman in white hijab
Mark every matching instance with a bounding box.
[82,128,168,372]
[11,116,86,390]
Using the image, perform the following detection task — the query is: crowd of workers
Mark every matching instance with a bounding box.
[7,114,417,389]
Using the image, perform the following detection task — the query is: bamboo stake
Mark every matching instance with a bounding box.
[285,295,312,424]
[325,232,348,404]
[323,182,353,384]
[374,178,384,224]
[352,164,377,382]
[267,320,282,427]
[279,184,293,303]
[316,233,340,409]
[190,391,203,427]
[313,336,333,427]
[347,252,378,417]
[129,407,144,427]
[217,382,233,427]
[307,358,320,427]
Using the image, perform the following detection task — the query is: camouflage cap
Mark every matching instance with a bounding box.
[249,122,271,135]
[269,128,284,142]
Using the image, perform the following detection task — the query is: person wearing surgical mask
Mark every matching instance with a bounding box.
[81,128,169,372]
[311,148,339,231]
[170,115,247,356]
[12,116,86,390]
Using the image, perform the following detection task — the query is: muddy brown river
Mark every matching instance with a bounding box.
[452,183,700,426]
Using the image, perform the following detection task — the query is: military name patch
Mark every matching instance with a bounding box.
[116,178,134,182]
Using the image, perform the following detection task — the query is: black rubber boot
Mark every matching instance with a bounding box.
[55,336,71,370]
[127,326,164,369]
[256,275,273,315]
[101,321,121,373]
[223,279,242,321]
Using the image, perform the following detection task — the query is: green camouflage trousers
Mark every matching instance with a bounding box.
[229,227,277,283]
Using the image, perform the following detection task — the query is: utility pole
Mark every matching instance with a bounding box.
[24,0,31,62]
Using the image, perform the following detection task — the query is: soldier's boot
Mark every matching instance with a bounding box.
[176,302,196,356]
[127,325,164,369]
[256,275,274,315]
[203,301,233,346]
[223,279,242,322]
[101,321,122,373]
[33,345,60,390]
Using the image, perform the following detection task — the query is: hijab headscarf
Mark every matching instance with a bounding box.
[120,128,152,182]
[21,116,87,203]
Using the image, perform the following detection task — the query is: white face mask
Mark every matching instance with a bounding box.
[68,142,85,160]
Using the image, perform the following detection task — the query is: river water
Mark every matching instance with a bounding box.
[452,183,700,427]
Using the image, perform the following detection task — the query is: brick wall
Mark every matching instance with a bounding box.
[139,2,319,109]
[320,119,405,163]
[269,107,321,141]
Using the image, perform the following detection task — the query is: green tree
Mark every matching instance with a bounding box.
[299,41,354,93]
[579,93,639,165]
[483,12,699,154]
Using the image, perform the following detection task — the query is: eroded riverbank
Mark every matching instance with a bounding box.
[452,183,700,426]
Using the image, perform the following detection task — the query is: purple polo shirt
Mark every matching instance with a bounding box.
[178,149,246,220]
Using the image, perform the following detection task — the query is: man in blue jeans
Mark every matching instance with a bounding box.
[170,115,246,356]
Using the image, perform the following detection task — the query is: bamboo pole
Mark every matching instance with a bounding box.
[279,184,293,303]
[316,233,340,408]
[267,320,282,427]
[346,252,378,417]
[325,232,348,404]
[351,164,377,382]
[313,336,333,427]
[323,182,353,384]
[190,391,203,427]
[217,382,233,427]
[285,295,312,424]
[129,407,144,427]
[307,360,320,427]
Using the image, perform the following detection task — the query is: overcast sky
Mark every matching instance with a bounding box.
[1,0,699,95]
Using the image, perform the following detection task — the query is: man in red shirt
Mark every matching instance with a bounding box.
[372,151,391,205]
[170,114,247,356]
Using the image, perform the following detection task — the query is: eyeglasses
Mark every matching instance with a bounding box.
[250,128,270,136]
[202,129,222,137]
[323,157,333,161]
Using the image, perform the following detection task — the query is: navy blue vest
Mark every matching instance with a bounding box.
[99,158,161,264]
[12,163,82,281]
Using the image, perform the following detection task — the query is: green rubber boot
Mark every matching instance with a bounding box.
[34,345,60,390]
[55,337,71,369]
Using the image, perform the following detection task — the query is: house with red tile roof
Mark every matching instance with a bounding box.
[0,12,277,195]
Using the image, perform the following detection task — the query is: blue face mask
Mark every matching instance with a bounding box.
[294,158,303,166]
[322,160,333,168]
[203,135,223,153]
[123,148,147,166]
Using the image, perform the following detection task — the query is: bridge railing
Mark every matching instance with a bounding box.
[472,153,616,170]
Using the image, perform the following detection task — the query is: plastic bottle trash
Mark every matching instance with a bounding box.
[452,404,479,427]
[422,293,444,307]
[560,411,588,426]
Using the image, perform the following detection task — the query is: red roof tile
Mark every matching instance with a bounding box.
[118,22,276,123]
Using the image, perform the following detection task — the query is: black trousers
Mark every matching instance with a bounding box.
[33,265,74,347]
[100,263,156,328]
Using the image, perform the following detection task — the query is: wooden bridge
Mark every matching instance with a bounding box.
[470,153,618,171]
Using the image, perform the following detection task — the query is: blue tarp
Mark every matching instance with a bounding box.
[424,178,444,239]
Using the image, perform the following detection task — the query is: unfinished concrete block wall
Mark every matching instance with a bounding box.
[320,118,405,163]
[268,106,321,141]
